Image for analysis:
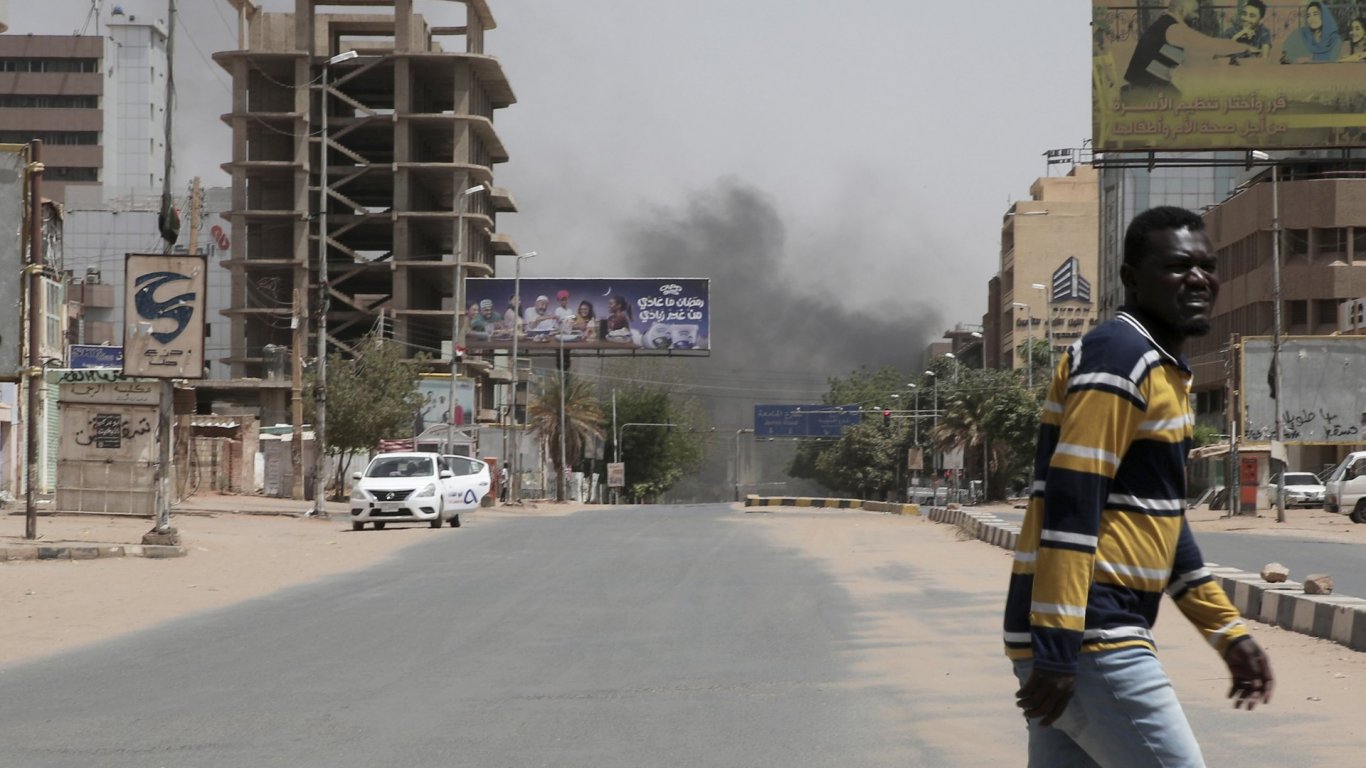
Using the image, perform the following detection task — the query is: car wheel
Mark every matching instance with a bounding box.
[374,521,386,530]
[1351,501,1366,524]
[450,513,461,528]
[352,521,364,531]
[431,500,444,529]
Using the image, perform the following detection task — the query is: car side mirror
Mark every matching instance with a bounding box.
[351,472,362,481]
[440,470,454,479]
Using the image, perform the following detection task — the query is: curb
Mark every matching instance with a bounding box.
[0,543,188,561]
[920,503,1366,654]
[743,496,1366,653]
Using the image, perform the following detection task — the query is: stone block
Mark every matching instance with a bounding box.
[1261,562,1290,582]
[1304,574,1334,594]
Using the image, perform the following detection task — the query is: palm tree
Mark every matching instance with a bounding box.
[526,370,606,501]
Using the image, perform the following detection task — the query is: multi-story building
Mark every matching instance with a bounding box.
[1096,154,1254,318]
[212,0,517,415]
[0,10,169,203]
[1188,161,1366,476]
[989,164,1100,378]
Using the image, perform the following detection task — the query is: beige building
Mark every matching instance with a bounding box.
[213,0,517,410]
[989,165,1100,379]
[1188,164,1366,475]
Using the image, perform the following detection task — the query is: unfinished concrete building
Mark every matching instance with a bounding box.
[213,0,516,419]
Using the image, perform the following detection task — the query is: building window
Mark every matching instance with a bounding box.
[0,94,99,109]
[0,58,98,73]
[46,167,99,181]
[0,131,98,145]
[1317,228,1347,260]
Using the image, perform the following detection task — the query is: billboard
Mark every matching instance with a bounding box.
[1093,2,1366,150]
[123,253,207,378]
[415,374,477,431]
[0,146,24,379]
[1241,337,1366,444]
[463,278,710,355]
[754,404,861,437]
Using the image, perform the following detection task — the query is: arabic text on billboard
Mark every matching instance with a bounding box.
[754,404,861,438]
[463,278,710,355]
[1093,2,1366,151]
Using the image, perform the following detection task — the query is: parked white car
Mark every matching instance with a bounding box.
[349,452,490,531]
[1275,472,1325,509]
[1324,451,1366,523]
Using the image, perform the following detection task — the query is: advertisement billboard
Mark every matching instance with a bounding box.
[463,278,710,355]
[123,253,207,378]
[415,374,477,431]
[1093,2,1366,150]
[754,404,861,438]
[1241,337,1366,444]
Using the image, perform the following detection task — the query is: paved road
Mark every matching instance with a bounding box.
[992,506,1366,597]
[0,503,1353,767]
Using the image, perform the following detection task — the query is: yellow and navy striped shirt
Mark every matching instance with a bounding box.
[1003,311,1247,673]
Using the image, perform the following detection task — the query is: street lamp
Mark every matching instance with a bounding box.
[310,48,358,518]
[1032,282,1052,373]
[944,352,960,383]
[1011,301,1034,388]
[558,330,568,501]
[970,331,988,502]
[1253,149,1286,523]
[507,250,537,504]
[925,369,938,487]
[448,182,486,455]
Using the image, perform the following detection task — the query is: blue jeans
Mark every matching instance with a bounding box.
[1012,646,1205,768]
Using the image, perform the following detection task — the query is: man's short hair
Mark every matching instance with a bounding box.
[1123,206,1206,266]
[1245,0,1266,19]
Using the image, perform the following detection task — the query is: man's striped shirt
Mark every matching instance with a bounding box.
[1003,311,1248,673]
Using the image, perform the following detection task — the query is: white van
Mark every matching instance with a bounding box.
[1323,451,1366,523]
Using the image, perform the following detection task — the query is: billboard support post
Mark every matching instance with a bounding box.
[508,251,536,504]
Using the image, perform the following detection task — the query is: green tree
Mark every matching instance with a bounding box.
[787,365,915,498]
[606,378,706,503]
[526,370,606,501]
[306,334,428,498]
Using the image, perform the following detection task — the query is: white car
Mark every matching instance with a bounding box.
[1276,471,1326,510]
[349,452,490,531]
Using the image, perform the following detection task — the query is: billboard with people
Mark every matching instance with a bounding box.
[1093,0,1366,150]
[463,277,710,355]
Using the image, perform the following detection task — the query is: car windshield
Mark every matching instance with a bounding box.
[1281,473,1319,486]
[365,456,433,478]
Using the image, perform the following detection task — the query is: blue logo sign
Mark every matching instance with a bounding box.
[68,345,124,369]
[134,271,196,344]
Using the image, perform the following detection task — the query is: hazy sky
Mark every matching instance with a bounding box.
[12,0,1092,402]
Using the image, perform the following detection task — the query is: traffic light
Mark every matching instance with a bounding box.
[882,409,892,428]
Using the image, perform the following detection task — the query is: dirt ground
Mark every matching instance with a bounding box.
[0,494,587,668]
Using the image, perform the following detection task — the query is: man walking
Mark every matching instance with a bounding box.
[1004,206,1273,767]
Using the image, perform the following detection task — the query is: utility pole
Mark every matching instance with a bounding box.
[23,140,43,540]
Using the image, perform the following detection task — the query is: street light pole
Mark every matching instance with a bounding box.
[558,330,567,501]
[925,369,938,488]
[508,250,537,504]
[448,182,486,456]
[1253,151,1286,524]
[1011,301,1033,388]
[310,49,357,518]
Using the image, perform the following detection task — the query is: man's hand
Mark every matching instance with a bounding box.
[1224,637,1274,710]
[1015,668,1075,726]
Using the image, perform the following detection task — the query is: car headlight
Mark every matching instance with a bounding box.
[351,487,369,501]
[411,483,438,499]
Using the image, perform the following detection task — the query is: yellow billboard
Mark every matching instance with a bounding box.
[1093,1,1366,150]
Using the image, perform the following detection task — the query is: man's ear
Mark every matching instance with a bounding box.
[1119,261,1136,291]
